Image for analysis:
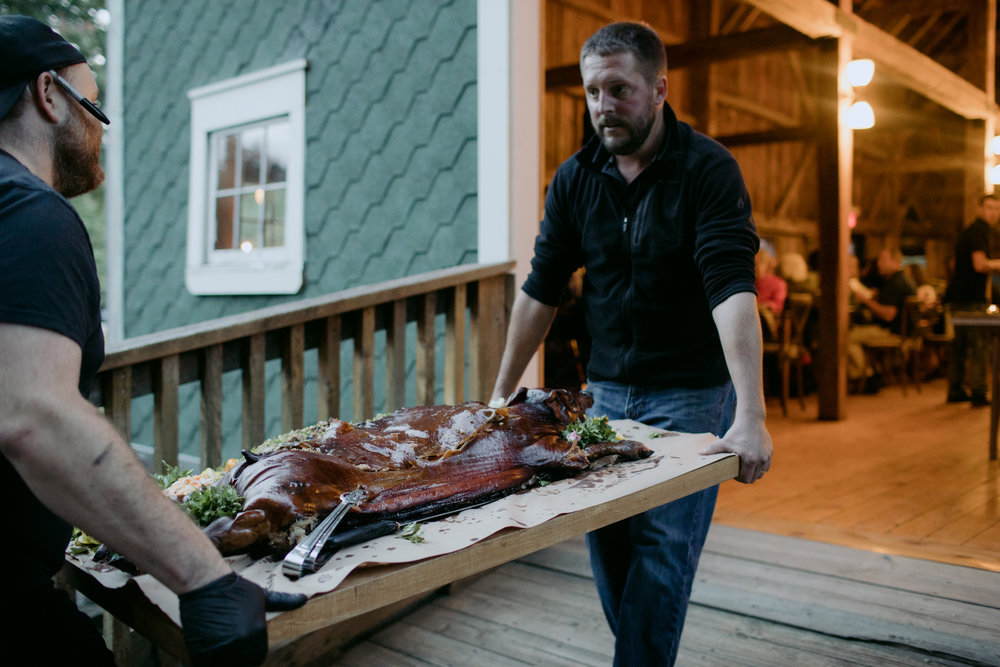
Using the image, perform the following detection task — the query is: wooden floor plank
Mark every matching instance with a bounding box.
[703,526,1000,607]
[692,556,1000,664]
[360,621,533,666]
[400,603,608,667]
[679,604,971,667]
[717,378,1000,571]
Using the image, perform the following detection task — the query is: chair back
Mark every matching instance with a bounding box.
[785,292,813,353]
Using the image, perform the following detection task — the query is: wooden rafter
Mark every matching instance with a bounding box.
[742,0,995,119]
[545,24,812,90]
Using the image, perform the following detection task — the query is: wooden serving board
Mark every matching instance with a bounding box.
[64,420,738,664]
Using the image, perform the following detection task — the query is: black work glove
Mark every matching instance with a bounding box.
[179,572,307,667]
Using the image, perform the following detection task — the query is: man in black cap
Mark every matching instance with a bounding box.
[0,16,304,665]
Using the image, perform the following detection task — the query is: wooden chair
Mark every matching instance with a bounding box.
[860,297,922,395]
[763,292,813,416]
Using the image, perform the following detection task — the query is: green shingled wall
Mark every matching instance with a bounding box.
[122,0,477,335]
[121,0,478,459]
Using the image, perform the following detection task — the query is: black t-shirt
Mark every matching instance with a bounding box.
[0,150,105,577]
[877,270,915,334]
[949,218,991,304]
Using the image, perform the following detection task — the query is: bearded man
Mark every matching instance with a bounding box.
[491,22,772,666]
[0,16,303,665]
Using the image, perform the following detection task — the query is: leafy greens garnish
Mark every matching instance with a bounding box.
[561,416,618,447]
[153,462,193,489]
[398,522,426,544]
[180,485,245,526]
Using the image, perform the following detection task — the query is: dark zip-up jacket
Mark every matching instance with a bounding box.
[522,103,759,388]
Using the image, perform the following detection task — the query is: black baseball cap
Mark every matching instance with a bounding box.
[0,15,88,120]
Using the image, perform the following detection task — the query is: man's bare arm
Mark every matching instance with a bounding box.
[490,291,558,401]
[0,323,230,593]
[700,292,773,484]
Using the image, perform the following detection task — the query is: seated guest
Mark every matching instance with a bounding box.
[756,248,787,339]
[847,248,916,391]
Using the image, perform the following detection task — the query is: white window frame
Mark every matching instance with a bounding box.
[186,59,307,295]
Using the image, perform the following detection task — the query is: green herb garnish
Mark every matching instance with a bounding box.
[180,484,245,526]
[153,462,193,489]
[561,416,618,447]
[398,522,425,544]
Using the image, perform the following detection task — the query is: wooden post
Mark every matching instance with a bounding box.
[353,307,375,420]
[281,323,305,432]
[444,284,466,404]
[153,354,179,472]
[199,344,223,468]
[416,294,436,405]
[241,334,266,450]
[815,36,852,420]
[469,275,507,402]
[385,299,407,411]
[318,316,341,420]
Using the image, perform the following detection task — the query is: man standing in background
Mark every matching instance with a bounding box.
[946,194,1000,406]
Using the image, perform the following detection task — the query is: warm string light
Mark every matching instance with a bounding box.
[845,59,875,130]
[990,137,1000,185]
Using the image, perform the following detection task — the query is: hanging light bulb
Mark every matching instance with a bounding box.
[846,101,875,129]
[989,164,1000,185]
[846,59,875,87]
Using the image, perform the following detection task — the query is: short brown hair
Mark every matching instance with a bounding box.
[580,22,666,84]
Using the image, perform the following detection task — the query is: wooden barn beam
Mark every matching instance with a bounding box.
[865,153,969,174]
[860,0,974,26]
[545,24,812,90]
[743,0,996,120]
[715,126,817,147]
[815,37,851,421]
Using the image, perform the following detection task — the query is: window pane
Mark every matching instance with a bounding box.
[263,189,285,248]
[241,127,264,187]
[217,134,237,190]
[214,195,235,249]
[266,122,289,184]
[239,192,260,251]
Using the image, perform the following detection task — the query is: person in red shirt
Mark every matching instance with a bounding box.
[755,248,787,339]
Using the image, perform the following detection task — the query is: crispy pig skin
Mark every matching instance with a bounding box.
[204,388,651,556]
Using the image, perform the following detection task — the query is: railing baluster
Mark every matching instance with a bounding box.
[282,323,305,432]
[416,293,436,405]
[242,333,266,450]
[318,316,341,420]
[386,299,407,411]
[445,284,466,404]
[469,276,506,402]
[102,367,132,445]
[153,354,179,473]
[353,307,375,420]
[200,344,223,468]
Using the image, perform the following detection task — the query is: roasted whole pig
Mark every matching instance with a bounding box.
[201,388,651,556]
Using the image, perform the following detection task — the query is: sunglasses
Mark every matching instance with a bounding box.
[48,70,110,126]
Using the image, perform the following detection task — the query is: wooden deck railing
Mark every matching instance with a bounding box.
[92,262,515,473]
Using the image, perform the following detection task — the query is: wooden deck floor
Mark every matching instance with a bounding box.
[335,526,1000,666]
[716,377,1000,572]
[332,377,1000,666]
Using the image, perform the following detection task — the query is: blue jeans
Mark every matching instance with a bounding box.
[585,380,736,667]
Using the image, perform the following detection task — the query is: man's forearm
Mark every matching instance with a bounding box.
[711,291,766,423]
[491,291,558,400]
[2,393,230,593]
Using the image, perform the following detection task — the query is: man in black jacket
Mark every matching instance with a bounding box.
[490,22,771,666]
[0,16,303,665]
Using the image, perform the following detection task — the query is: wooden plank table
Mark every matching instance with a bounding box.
[951,311,1000,460]
[64,423,738,665]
